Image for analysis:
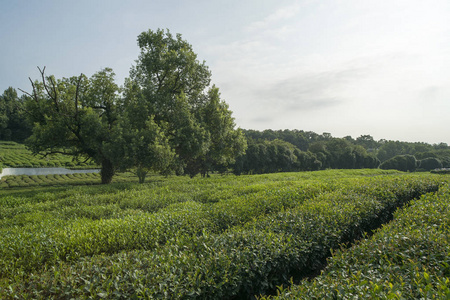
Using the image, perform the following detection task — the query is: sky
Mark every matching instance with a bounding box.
[1,0,449,144]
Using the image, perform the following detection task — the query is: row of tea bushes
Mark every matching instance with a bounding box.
[0,170,353,227]
[0,171,142,189]
[0,180,329,278]
[0,142,97,168]
[1,174,444,299]
[260,184,450,299]
[0,173,100,188]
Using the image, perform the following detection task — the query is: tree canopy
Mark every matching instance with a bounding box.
[0,87,32,141]
[129,29,246,177]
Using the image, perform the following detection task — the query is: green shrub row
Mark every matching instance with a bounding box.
[260,184,450,299]
[0,141,97,168]
[2,175,443,299]
[431,168,450,174]
[0,171,345,226]
[0,171,143,189]
[0,173,100,189]
[0,180,328,278]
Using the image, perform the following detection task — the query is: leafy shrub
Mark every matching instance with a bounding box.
[379,154,417,172]
[419,157,443,171]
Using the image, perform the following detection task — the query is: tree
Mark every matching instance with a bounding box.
[130,28,245,177]
[195,86,246,176]
[355,135,378,150]
[22,29,245,182]
[0,87,32,141]
[24,67,174,184]
[376,141,414,162]
[103,116,175,183]
[23,67,121,183]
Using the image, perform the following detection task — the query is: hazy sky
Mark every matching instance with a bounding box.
[1,0,449,144]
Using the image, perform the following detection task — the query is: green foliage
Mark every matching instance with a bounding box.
[261,185,450,299]
[130,29,246,178]
[21,30,245,182]
[0,141,97,168]
[104,116,175,183]
[0,170,447,299]
[431,168,450,174]
[238,137,379,175]
[24,68,121,184]
[418,157,443,171]
[194,86,247,176]
[0,87,32,141]
[379,154,417,172]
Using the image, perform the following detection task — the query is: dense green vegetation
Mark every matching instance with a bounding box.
[0,87,32,142]
[0,141,97,168]
[0,172,138,189]
[234,129,450,174]
[0,169,448,299]
[260,183,450,299]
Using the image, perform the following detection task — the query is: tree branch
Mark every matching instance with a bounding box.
[38,66,60,112]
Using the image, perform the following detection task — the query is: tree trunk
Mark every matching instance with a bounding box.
[136,167,147,184]
[100,158,114,184]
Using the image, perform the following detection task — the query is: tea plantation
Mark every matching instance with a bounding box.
[0,169,448,299]
[0,141,97,168]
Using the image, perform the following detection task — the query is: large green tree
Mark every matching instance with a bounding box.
[24,67,120,183]
[129,28,246,177]
[24,67,172,184]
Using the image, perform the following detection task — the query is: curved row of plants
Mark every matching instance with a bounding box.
[0,141,97,169]
[1,171,446,299]
[260,184,450,299]
[0,180,330,279]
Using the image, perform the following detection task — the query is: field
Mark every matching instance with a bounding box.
[0,141,98,168]
[0,169,449,299]
[0,172,137,189]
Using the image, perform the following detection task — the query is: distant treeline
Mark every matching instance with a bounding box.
[232,129,450,174]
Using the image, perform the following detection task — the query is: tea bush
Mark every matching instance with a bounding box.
[0,141,98,168]
[1,170,447,299]
[260,184,450,299]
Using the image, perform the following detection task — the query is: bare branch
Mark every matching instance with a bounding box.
[38,66,60,111]
[30,78,38,102]
[18,87,32,97]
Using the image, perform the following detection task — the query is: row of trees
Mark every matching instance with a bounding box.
[232,137,380,175]
[17,29,246,183]
[243,129,449,160]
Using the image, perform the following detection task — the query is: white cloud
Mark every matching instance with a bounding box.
[245,2,302,33]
